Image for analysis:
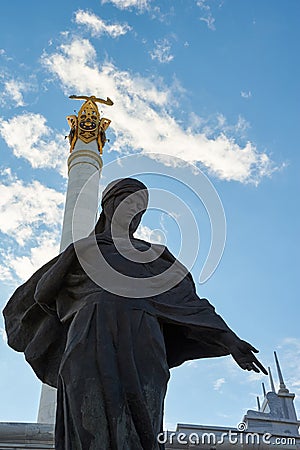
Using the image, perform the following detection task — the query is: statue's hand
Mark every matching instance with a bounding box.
[223,332,268,374]
[231,339,268,374]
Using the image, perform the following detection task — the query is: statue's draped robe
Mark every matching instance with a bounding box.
[4,235,233,450]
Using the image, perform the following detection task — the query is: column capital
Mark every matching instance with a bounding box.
[67,149,103,174]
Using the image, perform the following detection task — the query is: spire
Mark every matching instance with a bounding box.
[257,396,261,411]
[262,382,267,397]
[268,367,276,392]
[274,351,289,393]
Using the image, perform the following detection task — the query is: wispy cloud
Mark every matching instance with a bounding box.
[199,15,216,31]
[197,0,216,31]
[241,91,252,99]
[0,113,68,176]
[3,79,27,107]
[3,231,61,282]
[135,224,164,243]
[74,10,131,38]
[185,360,198,368]
[0,75,35,108]
[101,0,151,12]
[41,37,277,184]
[150,38,174,64]
[192,113,250,140]
[214,377,226,391]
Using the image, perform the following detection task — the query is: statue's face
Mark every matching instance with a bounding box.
[103,191,147,234]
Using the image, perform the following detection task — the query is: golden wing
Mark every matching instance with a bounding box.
[69,95,113,106]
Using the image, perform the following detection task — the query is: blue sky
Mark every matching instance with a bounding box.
[0,0,299,430]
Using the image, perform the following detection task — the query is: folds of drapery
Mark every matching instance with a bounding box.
[3,235,231,387]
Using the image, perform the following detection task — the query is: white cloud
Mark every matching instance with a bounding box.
[185,360,198,368]
[0,113,68,177]
[0,264,12,283]
[5,231,60,282]
[0,174,63,283]
[241,91,252,99]
[196,0,211,11]
[199,15,216,30]
[150,38,174,64]
[74,10,131,38]
[246,371,265,383]
[0,327,7,343]
[190,113,250,140]
[134,224,165,243]
[41,38,276,184]
[0,70,36,108]
[214,377,226,391]
[3,79,27,107]
[0,175,64,246]
[197,0,216,31]
[101,0,151,11]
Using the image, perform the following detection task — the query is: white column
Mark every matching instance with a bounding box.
[37,140,102,423]
[60,143,103,250]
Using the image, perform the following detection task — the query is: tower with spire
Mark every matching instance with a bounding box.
[243,351,299,436]
[163,352,300,449]
[37,94,113,424]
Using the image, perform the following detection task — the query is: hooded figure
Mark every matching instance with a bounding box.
[3,178,266,450]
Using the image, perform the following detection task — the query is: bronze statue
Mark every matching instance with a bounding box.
[66,94,112,153]
[3,178,267,450]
